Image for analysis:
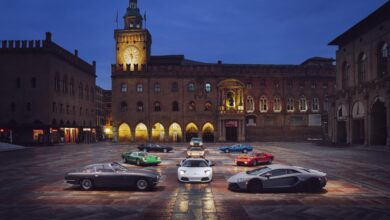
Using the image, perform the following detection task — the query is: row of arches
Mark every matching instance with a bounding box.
[118,122,215,142]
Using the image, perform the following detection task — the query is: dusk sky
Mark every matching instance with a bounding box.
[0,0,386,89]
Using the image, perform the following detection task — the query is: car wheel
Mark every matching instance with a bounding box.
[225,149,230,153]
[136,159,141,166]
[243,149,248,153]
[136,178,149,191]
[247,179,262,193]
[80,179,93,190]
[305,178,322,192]
[163,149,167,153]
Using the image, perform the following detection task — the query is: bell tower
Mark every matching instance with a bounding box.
[114,0,152,71]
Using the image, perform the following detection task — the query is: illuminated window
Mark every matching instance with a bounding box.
[154,102,161,112]
[273,96,282,112]
[259,96,268,112]
[172,101,179,112]
[299,96,308,112]
[154,83,161,92]
[358,53,367,84]
[246,96,255,113]
[312,97,320,112]
[205,83,212,93]
[188,82,195,92]
[121,83,128,93]
[171,82,179,92]
[137,101,144,112]
[120,102,128,112]
[287,98,294,112]
[378,42,388,78]
[136,83,144,93]
[342,62,349,89]
[204,101,212,111]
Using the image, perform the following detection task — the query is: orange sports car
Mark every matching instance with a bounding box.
[235,152,274,166]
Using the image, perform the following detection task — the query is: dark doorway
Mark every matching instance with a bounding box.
[186,132,198,142]
[352,119,365,144]
[337,121,347,144]
[371,100,387,145]
[226,127,238,142]
[203,132,214,142]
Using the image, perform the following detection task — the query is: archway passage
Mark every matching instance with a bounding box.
[352,119,365,144]
[135,123,149,142]
[337,121,347,144]
[169,123,183,142]
[185,123,198,142]
[118,123,131,142]
[152,123,165,142]
[371,100,387,145]
[202,123,215,142]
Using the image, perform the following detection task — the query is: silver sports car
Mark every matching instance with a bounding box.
[227,164,327,193]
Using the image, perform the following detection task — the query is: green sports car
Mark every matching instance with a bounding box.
[122,151,161,166]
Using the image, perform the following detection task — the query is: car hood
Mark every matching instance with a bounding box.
[227,171,253,183]
[179,167,212,176]
[236,155,254,160]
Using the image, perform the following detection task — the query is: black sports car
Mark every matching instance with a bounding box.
[138,143,173,153]
[64,162,161,191]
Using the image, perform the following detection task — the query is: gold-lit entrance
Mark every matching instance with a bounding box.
[169,123,182,142]
[152,123,165,142]
[135,123,148,142]
[118,123,131,142]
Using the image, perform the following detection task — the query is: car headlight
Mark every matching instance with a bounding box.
[204,170,211,175]
[180,170,186,175]
[157,157,161,160]
[142,157,147,161]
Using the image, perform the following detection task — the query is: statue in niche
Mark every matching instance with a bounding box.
[227,91,235,107]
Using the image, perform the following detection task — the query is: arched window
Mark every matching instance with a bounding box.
[31,77,36,88]
[205,83,212,93]
[312,97,320,112]
[154,83,161,92]
[378,42,388,78]
[172,101,179,112]
[121,83,128,93]
[246,96,255,113]
[188,101,196,111]
[120,102,128,112]
[204,101,212,111]
[136,83,143,93]
[171,82,179,92]
[273,96,282,112]
[188,82,195,92]
[358,53,367,84]
[79,83,83,98]
[154,102,161,112]
[259,96,268,113]
[342,61,349,89]
[137,101,144,112]
[299,96,308,112]
[70,78,75,96]
[287,98,294,112]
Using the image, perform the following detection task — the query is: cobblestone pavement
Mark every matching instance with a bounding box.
[0,142,389,220]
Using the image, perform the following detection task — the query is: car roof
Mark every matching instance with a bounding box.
[182,158,208,162]
[266,164,303,170]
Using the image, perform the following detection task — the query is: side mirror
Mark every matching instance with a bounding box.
[210,163,215,167]
[176,164,181,167]
[265,173,272,179]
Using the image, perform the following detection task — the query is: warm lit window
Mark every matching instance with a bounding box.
[136,83,143,93]
[188,83,195,92]
[121,83,128,93]
[287,98,294,112]
[273,96,282,112]
[120,102,128,112]
[299,96,308,112]
[312,97,320,112]
[154,102,161,112]
[259,96,268,113]
[246,96,255,113]
[378,42,388,78]
[172,101,179,112]
[358,53,367,84]
[205,83,212,93]
[137,101,144,112]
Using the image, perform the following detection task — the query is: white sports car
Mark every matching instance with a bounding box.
[177,158,214,183]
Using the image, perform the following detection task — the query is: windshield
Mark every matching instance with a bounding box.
[192,138,201,142]
[138,152,147,157]
[189,147,202,151]
[247,167,271,175]
[182,160,208,167]
[82,165,95,173]
[111,163,127,172]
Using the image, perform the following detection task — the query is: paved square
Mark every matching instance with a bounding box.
[0,142,389,219]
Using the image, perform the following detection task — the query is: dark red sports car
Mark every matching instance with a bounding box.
[235,152,274,166]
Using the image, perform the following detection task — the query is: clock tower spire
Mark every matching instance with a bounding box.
[114,0,152,71]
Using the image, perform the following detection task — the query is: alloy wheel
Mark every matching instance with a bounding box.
[136,179,149,191]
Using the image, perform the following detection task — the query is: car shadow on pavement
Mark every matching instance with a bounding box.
[63,185,166,192]
[228,188,328,194]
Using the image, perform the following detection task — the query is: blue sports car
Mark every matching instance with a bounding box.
[219,144,253,153]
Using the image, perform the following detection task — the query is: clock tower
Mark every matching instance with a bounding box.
[114,0,151,71]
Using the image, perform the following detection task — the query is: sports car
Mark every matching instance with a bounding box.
[177,158,214,183]
[219,144,253,153]
[122,151,161,166]
[227,164,327,193]
[235,152,274,166]
[64,162,161,191]
[186,147,206,158]
[189,137,204,147]
[138,143,173,153]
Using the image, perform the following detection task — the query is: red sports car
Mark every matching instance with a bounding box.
[235,152,274,166]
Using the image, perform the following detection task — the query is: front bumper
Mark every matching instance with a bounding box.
[227,181,247,191]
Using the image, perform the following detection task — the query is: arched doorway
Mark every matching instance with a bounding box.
[152,123,165,142]
[118,123,131,142]
[135,123,149,142]
[169,123,183,142]
[202,123,215,142]
[185,123,198,142]
[371,99,387,145]
[352,101,365,144]
[337,105,347,144]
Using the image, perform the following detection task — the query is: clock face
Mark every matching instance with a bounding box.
[123,46,140,64]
